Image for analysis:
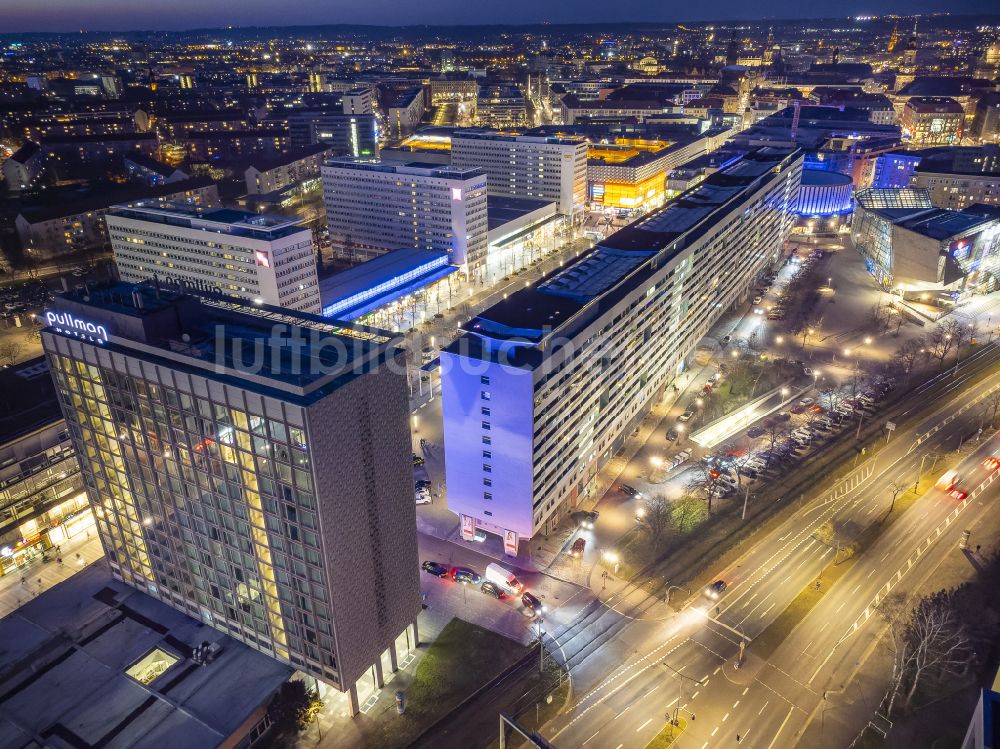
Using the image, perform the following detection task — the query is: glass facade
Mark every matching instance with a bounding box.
[47,353,341,683]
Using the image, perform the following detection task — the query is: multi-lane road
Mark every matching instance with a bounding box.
[538,343,1000,749]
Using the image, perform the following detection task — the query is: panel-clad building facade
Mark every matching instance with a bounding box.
[441,148,803,545]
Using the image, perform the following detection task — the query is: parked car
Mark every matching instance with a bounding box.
[570,537,587,557]
[747,426,765,438]
[481,581,505,599]
[620,484,641,497]
[738,466,758,479]
[450,567,482,585]
[666,428,679,441]
[415,479,432,489]
[522,591,544,615]
[412,454,425,467]
[415,490,432,505]
[790,404,808,415]
[678,410,695,423]
[422,561,449,577]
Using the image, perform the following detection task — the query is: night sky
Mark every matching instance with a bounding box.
[3,0,999,33]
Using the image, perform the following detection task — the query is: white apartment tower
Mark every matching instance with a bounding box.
[441,148,803,548]
[107,203,321,314]
[321,158,489,276]
[450,130,588,216]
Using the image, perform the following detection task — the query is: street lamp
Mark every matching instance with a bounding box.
[864,336,873,345]
[650,456,663,468]
[781,387,790,397]
[776,335,784,345]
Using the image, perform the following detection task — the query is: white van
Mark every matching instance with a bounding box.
[485,563,523,595]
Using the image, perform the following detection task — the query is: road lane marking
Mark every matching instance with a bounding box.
[723,712,730,722]
[759,700,769,715]
[733,700,740,708]
[743,687,750,695]
[636,718,653,732]
[701,743,708,749]
[614,705,632,719]
[766,707,795,749]
[582,731,600,745]
[692,691,700,700]
[714,667,721,675]
[712,726,720,737]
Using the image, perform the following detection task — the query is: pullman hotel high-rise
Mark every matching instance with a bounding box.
[41,283,419,713]
[441,147,803,547]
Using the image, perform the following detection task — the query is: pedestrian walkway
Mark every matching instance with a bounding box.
[0,532,104,619]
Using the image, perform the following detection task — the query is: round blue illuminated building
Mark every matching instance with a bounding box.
[796,169,854,217]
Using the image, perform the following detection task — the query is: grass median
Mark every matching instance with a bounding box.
[645,717,688,748]
[749,478,933,659]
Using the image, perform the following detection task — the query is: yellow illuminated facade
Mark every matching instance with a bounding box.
[588,139,673,210]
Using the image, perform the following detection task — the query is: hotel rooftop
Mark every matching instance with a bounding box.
[450,147,800,353]
[109,202,307,241]
[45,282,397,403]
[0,560,291,749]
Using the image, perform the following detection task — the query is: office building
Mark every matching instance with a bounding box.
[972,93,1000,144]
[476,84,528,128]
[901,97,964,146]
[0,357,85,576]
[1,141,44,192]
[244,144,332,195]
[852,189,1000,295]
[107,203,321,314]
[386,88,425,139]
[15,177,220,260]
[441,147,803,545]
[321,158,488,275]
[40,283,420,713]
[286,110,379,157]
[450,130,588,216]
[909,146,1000,210]
[343,87,375,115]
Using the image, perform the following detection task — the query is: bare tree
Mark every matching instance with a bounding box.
[0,341,22,367]
[640,496,671,547]
[927,324,955,365]
[870,300,891,333]
[685,465,723,514]
[761,419,790,454]
[985,390,1000,429]
[893,337,924,382]
[882,593,970,714]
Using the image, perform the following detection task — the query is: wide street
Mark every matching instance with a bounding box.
[540,341,1000,749]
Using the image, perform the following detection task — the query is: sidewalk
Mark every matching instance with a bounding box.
[0,532,104,619]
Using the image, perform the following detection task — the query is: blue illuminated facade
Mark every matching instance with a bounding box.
[320,248,456,320]
[796,169,854,217]
[871,151,923,189]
